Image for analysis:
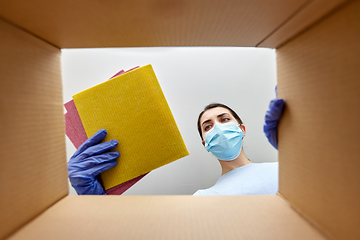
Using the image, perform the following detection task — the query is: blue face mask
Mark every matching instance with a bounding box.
[204,122,244,161]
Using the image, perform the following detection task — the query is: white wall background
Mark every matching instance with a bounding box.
[61,47,277,195]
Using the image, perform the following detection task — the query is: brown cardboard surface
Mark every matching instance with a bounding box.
[258,0,349,48]
[8,195,327,240]
[277,1,360,239]
[0,19,68,239]
[0,0,358,239]
[0,0,307,48]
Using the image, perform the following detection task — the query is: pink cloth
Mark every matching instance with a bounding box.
[64,66,144,195]
[105,173,148,195]
[124,66,139,73]
[108,66,139,79]
[109,69,125,79]
[64,100,88,148]
[64,66,140,148]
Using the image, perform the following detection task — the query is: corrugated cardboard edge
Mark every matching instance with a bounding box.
[277,193,332,240]
[0,0,308,48]
[258,0,350,48]
[0,18,68,239]
[0,0,356,238]
[8,195,327,240]
[276,1,360,239]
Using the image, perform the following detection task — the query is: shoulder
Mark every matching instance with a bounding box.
[252,161,278,167]
[247,162,279,177]
[260,161,279,170]
[193,162,279,196]
[225,162,278,177]
[249,162,278,170]
[193,187,219,196]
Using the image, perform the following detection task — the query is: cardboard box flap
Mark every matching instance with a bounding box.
[0,0,308,48]
[258,0,349,48]
[0,19,68,240]
[8,195,328,240]
[277,1,360,239]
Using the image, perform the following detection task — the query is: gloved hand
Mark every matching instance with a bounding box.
[264,86,285,150]
[68,129,120,195]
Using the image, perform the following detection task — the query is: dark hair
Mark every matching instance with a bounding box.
[197,103,243,140]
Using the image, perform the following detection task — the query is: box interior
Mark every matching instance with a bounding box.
[0,18,68,240]
[0,0,358,239]
[277,1,360,239]
[0,0,346,48]
[8,195,327,240]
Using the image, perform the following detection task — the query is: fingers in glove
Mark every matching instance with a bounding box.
[264,128,278,150]
[263,120,279,131]
[68,152,119,178]
[82,160,118,178]
[265,99,285,121]
[77,140,119,160]
[74,129,108,156]
[77,151,120,168]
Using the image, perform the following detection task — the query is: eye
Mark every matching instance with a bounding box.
[221,118,230,123]
[204,125,212,132]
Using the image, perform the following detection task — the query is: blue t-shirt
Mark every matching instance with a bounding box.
[193,162,278,196]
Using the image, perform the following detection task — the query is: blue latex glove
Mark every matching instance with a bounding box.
[264,86,285,150]
[68,129,120,195]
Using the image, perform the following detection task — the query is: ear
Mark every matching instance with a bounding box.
[240,124,246,136]
[202,140,210,152]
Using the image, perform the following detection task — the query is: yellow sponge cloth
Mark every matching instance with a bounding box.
[73,65,189,190]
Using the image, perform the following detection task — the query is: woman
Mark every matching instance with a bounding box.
[193,103,278,195]
[68,97,285,195]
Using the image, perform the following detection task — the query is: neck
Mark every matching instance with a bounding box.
[218,149,252,175]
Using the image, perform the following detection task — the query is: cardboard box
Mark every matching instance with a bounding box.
[0,0,358,239]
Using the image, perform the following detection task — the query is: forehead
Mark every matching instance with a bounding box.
[200,107,233,124]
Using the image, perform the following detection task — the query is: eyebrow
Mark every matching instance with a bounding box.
[201,113,229,126]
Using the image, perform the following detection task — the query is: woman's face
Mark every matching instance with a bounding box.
[200,107,242,141]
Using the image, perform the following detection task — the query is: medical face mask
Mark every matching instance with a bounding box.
[204,121,244,161]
